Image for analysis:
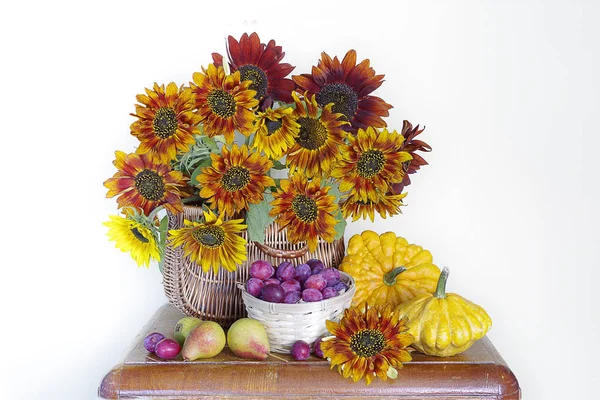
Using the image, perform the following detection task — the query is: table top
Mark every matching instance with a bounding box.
[99,304,520,399]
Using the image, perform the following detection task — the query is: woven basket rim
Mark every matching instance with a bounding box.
[238,271,356,313]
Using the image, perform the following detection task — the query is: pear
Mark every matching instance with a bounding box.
[181,321,226,361]
[174,316,202,346]
[227,318,270,360]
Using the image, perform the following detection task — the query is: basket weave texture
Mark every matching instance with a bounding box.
[162,205,346,328]
[240,272,355,354]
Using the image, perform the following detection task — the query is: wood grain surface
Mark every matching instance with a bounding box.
[99,304,521,399]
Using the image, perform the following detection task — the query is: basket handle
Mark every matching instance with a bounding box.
[252,241,309,259]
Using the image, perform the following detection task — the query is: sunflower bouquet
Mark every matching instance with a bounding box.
[103,32,431,274]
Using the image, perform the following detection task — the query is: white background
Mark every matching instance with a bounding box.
[1,0,598,399]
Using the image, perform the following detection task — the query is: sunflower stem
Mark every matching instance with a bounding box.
[383,266,407,286]
[434,267,450,298]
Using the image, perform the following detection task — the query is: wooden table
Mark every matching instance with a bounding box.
[99,304,521,399]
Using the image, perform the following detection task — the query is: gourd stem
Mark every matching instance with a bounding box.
[383,266,407,286]
[434,267,450,298]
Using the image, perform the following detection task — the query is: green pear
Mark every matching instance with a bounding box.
[227,318,270,360]
[174,316,202,346]
[181,321,226,361]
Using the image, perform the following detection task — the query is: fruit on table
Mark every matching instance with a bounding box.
[143,332,165,353]
[339,230,441,309]
[291,340,310,360]
[227,318,270,360]
[395,267,492,357]
[181,321,226,361]
[173,316,202,346]
[312,337,324,358]
[154,338,181,360]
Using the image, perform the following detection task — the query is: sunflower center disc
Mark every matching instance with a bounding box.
[291,194,318,223]
[296,117,328,150]
[316,83,359,121]
[207,89,237,118]
[152,107,178,139]
[357,149,386,178]
[134,169,165,201]
[192,226,226,248]
[265,118,283,136]
[130,227,149,243]
[350,329,386,358]
[221,166,251,192]
[238,65,268,99]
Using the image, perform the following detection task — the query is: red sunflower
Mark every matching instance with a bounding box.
[104,151,187,215]
[391,120,432,194]
[130,83,201,164]
[214,32,295,105]
[293,50,392,133]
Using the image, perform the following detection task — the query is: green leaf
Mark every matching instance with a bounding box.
[246,193,275,244]
[328,180,342,204]
[157,215,169,274]
[271,159,287,170]
[200,136,219,152]
[190,158,213,186]
[333,210,347,240]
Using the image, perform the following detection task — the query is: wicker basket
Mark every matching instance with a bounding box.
[162,205,346,328]
[239,271,355,354]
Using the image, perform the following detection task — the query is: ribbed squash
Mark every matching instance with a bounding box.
[338,230,440,309]
[395,267,492,357]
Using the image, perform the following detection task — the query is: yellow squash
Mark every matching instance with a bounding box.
[395,267,492,357]
[338,230,440,309]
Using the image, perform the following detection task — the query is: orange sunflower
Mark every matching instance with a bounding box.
[341,191,407,222]
[293,50,392,133]
[130,83,201,164]
[286,92,348,179]
[197,144,275,218]
[191,64,258,143]
[321,303,413,385]
[331,127,412,203]
[269,174,338,252]
[252,107,299,159]
[104,151,187,215]
[213,32,296,105]
[168,209,247,274]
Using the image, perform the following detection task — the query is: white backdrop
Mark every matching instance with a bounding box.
[1,0,598,399]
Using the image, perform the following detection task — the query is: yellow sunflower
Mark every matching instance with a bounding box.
[252,107,299,159]
[341,191,407,222]
[331,127,412,203]
[269,174,338,252]
[191,64,259,144]
[197,144,275,218]
[286,92,348,179]
[321,303,413,385]
[104,151,187,215]
[104,213,160,268]
[130,82,201,164]
[168,209,247,274]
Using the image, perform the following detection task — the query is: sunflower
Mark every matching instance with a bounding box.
[104,151,187,215]
[252,107,299,159]
[286,92,348,179]
[191,64,258,143]
[341,191,407,222]
[321,303,413,385]
[104,212,160,268]
[213,32,296,105]
[168,209,247,274]
[197,144,275,217]
[392,120,432,194]
[269,174,338,252]
[293,50,392,133]
[331,127,412,203]
[130,82,201,164]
